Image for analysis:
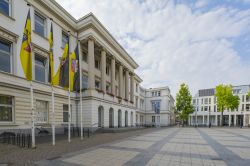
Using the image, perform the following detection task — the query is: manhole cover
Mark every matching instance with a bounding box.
[47,156,61,160]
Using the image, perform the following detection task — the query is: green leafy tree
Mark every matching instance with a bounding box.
[176,83,194,125]
[248,91,250,97]
[215,84,240,126]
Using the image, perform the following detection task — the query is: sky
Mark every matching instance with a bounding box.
[55,0,250,97]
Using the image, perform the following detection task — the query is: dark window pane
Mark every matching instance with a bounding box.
[0,52,10,73]
[35,66,45,82]
[63,112,68,122]
[35,13,45,37]
[0,96,12,105]
[0,40,10,52]
[0,106,12,121]
[0,0,9,16]
[35,23,44,37]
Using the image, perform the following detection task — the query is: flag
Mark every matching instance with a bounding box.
[48,22,54,84]
[70,44,80,92]
[53,43,69,88]
[20,9,32,81]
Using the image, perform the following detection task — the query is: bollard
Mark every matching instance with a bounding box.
[87,128,90,138]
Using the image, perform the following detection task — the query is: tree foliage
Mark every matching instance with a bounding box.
[176,83,194,124]
[248,91,250,97]
[215,84,240,126]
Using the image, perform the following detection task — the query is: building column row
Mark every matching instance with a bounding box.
[87,37,134,101]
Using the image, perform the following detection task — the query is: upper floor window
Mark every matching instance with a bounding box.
[0,95,13,122]
[242,95,245,102]
[95,80,100,89]
[95,59,100,70]
[0,40,11,73]
[36,100,48,123]
[62,32,69,48]
[106,66,110,76]
[82,51,87,63]
[106,82,111,93]
[151,100,161,114]
[35,54,47,83]
[82,74,88,90]
[35,12,46,37]
[158,91,161,96]
[0,0,11,16]
[136,84,138,92]
[193,99,196,105]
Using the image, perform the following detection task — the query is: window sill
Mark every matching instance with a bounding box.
[0,123,18,126]
[0,12,15,21]
[33,31,48,41]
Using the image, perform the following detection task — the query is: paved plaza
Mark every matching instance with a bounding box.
[37,127,250,166]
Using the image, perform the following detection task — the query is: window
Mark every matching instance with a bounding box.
[116,86,119,96]
[62,32,69,48]
[152,116,155,123]
[0,0,10,16]
[35,54,47,83]
[246,95,249,102]
[63,104,72,123]
[82,75,88,89]
[106,66,110,76]
[82,51,87,62]
[36,100,48,123]
[201,106,203,111]
[209,98,211,104]
[242,104,244,111]
[95,80,100,89]
[106,82,111,93]
[35,12,46,37]
[242,95,245,102]
[204,106,208,111]
[158,91,161,96]
[151,92,154,97]
[0,40,11,73]
[214,105,216,112]
[193,99,196,105]
[0,95,13,122]
[136,97,138,108]
[201,99,203,104]
[204,98,208,104]
[151,100,161,114]
[95,59,100,69]
[246,104,250,111]
[136,84,138,93]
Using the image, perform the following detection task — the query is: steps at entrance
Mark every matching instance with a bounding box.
[96,127,145,133]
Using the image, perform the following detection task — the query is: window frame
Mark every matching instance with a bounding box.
[35,100,48,124]
[61,31,69,48]
[34,11,47,38]
[0,94,14,123]
[62,104,72,123]
[0,0,12,17]
[34,53,48,83]
[0,39,12,74]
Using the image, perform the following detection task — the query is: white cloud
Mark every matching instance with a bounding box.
[56,0,250,97]
[195,0,209,8]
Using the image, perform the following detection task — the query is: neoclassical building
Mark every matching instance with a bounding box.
[0,0,174,131]
[189,85,250,127]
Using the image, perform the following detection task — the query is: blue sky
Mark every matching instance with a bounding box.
[56,0,250,96]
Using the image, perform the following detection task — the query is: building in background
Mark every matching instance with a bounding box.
[0,0,175,131]
[189,85,250,127]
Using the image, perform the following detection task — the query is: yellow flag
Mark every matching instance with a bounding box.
[49,22,54,85]
[53,44,69,86]
[20,9,32,81]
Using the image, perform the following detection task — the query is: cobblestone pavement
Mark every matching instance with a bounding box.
[37,127,250,166]
[0,128,159,166]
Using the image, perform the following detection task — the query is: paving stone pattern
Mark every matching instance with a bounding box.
[37,127,250,166]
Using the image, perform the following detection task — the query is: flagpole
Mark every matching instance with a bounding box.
[68,31,71,143]
[50,18,55,146]
[78,40,83,140]
[26,3,35,148]
[31,81,35,148]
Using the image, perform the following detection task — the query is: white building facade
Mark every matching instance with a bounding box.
[189,85,250,127]
[0,0,174,131]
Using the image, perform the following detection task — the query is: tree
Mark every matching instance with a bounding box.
[248,91,250,97]
[215,84,240,126]
[176,83,194,125]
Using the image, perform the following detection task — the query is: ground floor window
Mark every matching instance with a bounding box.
[36,100,48,123]
[152,116,155,123]
[63,104,72,123]
[0,95,13,122]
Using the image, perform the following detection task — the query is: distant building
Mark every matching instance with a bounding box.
[189,85,250,127]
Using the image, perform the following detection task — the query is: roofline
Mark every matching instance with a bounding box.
[47,0,139,69]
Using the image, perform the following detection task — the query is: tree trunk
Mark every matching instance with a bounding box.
[220,111,223,126]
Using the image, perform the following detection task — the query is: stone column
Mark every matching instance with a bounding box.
[119,65,123,98]
[87,37,95,90]
[101,49,106,92]
[202,115,204,125]
[130,74,134,102]
[125,70,129,100]
[111,57,116,95]
[207,114,209,126]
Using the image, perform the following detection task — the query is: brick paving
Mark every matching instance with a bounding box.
[0,128,159,166]
[36,127,250,166]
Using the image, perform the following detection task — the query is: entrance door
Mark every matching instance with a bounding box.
[118,110,122,127]
[98,106,104,127]
[109,108,114,128]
